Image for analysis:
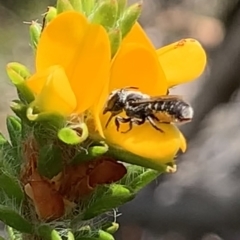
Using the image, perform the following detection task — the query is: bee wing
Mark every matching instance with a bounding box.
[131,95,183,105]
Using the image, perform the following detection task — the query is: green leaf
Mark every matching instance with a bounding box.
[130,169,160,192]
[0,205,33,233]
[79,184,135,221]
[0,171,24,205]
[6,116,22,148]
[0,133,19,172]
[37,225,62,240]
[37,145,63,179]
[120,2,142,38]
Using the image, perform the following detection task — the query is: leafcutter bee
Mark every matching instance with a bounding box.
[103,87,193,133]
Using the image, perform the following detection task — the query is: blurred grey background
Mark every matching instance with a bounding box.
[1,0,240,240]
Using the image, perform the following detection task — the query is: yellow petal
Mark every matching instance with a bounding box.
[102,113,182,163]
[27,66,58,94]
[66,23,111,113]
[110,43,167,95]
[33,66,76,115]
[36,11,88,71]
[123,23,154,49]
[36,11,111,113]
[157,38,207,87]
[179,131,187,152]
[91,83,109,138]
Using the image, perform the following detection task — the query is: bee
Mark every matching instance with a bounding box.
[103,87,194,133]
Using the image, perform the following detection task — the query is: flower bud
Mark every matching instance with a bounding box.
[117,0,127,18]
[6,62,34,103]
[108,27,122,58]
[10,100,29,123]
[98,230,114,240]
[120,2,142,38]
[81,0,95,16]
[103,222,119,234]
[29,21,41,50]
[90,0,118,30]
[45,7,57,24]
[69,0,82,12]
[56,0,73,14]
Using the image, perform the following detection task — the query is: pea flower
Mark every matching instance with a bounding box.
[26,11,206,166]
[97,24,206,163]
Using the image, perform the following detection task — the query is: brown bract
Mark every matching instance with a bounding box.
[21,137,126,220]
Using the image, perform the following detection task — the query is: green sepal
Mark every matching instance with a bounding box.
[90,0,118,30]
[81,0,95,16]
[6,62,34,103]
[57,0,74,14]
[71,144,108,164]
[0,170,24,205]
[27,107,65,130]
[6,116,22,148]
[0,205,33,233]
[69,0,82,12]
[58,123,88,145]
[37,145,63,179]
[78,184,134,221]
[120,2,142,38]
[108,28,122,58]
[37,225,62,240]
[29,21,41,51]
[102,222,119,235]
[98,230,114,240]
[116,0,127,18]
[45,7,58,24]
[106,145,169,172]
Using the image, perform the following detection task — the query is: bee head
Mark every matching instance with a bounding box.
[103,89,127,115]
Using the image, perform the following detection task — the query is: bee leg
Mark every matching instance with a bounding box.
[115,116,131,132]
[149,114,160,122]
[147,116,164,133]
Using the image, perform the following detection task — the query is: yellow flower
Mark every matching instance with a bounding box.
[97,23,206,163]
[25,10,206,165]
[26,11,111,115]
